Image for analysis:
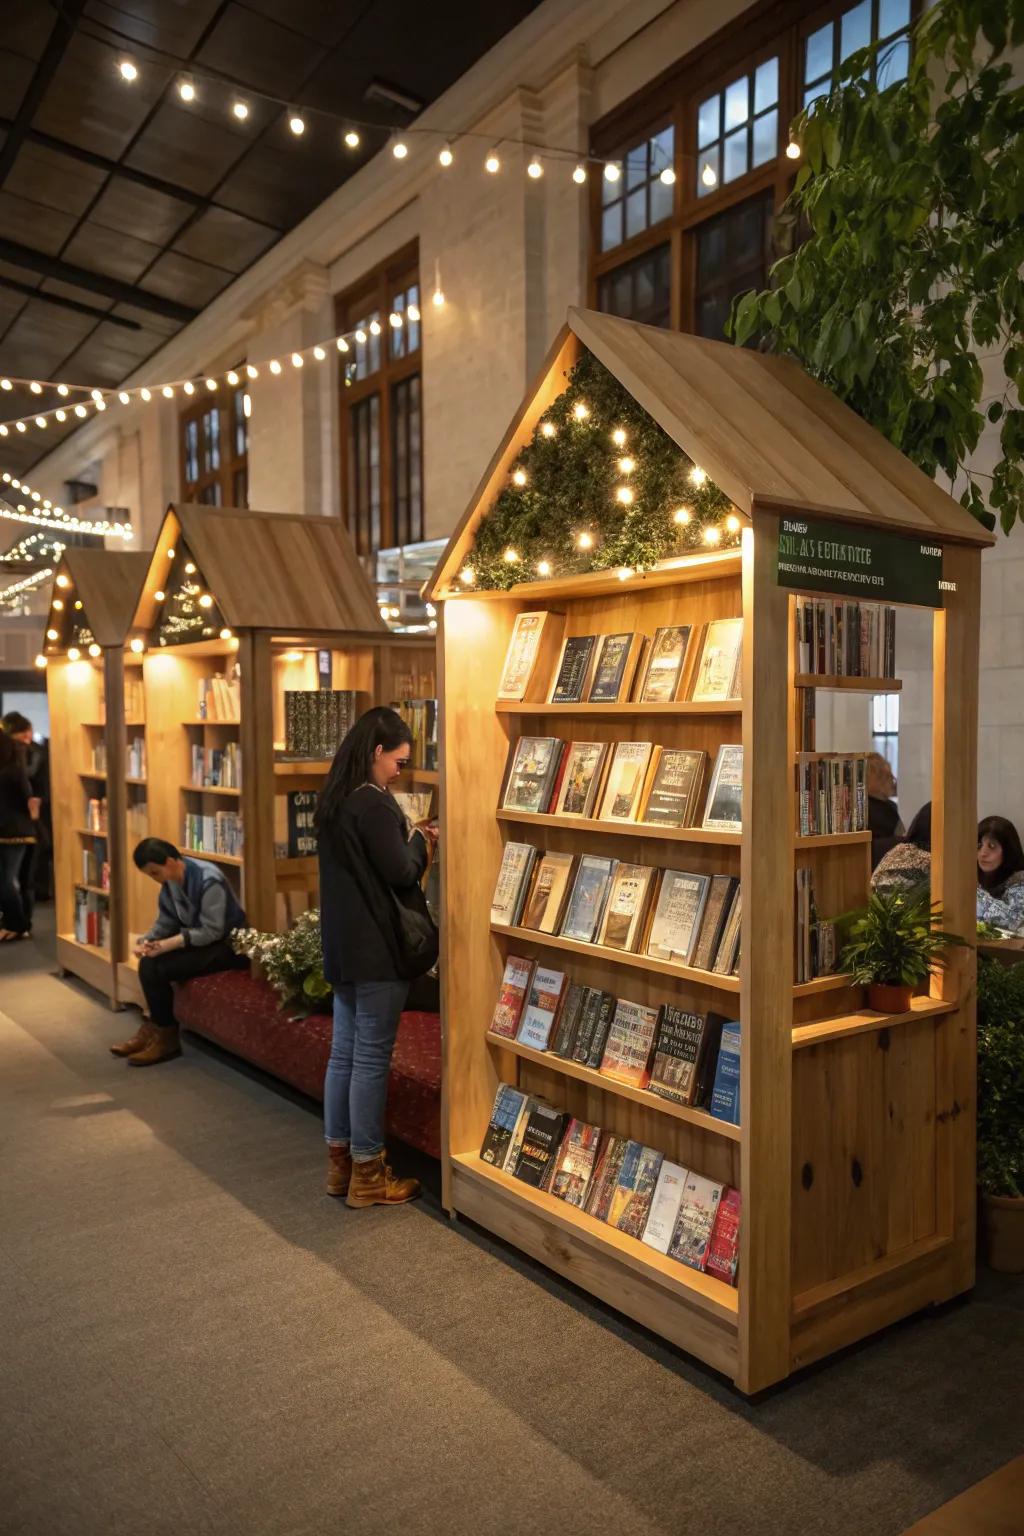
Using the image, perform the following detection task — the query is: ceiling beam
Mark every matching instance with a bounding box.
[0,275,141,330]
[0,238,198,324]
[0,0,89,189]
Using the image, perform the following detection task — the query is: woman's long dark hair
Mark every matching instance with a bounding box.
[978,815,1024,892]
[0,729,22,775]
[904,801,932,851]
[314,706,412,832]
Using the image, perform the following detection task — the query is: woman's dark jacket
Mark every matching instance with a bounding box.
[318,784,429,985]
[0,752,34,840]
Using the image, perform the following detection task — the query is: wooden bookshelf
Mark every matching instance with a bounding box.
[429,306,990,1394]
[794,674,902,692]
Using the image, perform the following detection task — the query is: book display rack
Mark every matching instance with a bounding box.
[44,548,151,1007]
[428,307,991,1393]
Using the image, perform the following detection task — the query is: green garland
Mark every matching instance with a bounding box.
[464,349,741,591]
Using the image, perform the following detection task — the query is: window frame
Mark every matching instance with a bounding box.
[179,384,248,508]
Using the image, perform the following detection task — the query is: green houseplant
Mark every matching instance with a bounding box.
[232,909,331,1016]
[838,884,965,1012]
[977,957,1024,1271]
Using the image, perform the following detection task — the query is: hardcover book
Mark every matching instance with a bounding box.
[648,1006,714,1106]
[487,955,534,1040]
[550,1119,603,1208]
[636,625,692,704]
[587,632,644,703]
[560,855,617,943]
[709,1020,741,1125]
[702,745,744,832]
[479,1084,529,1167]
[550,982,588,1058]
[689,617,743,702]
[712,888,743,975]
[512,1103,566,1187]
[516,965,567,1051]
[599,999,661,1088]
[645,869,711,965]
[501,736,564,814]
[501,1092,538,1173]
[639,747,707,829]
[597,741,654,822]
[608,1142,664,1236]
[553,741,610,818]
[690,874,739,972]
[597,863,656,952]
[571,988,610,1066]
[693,1013,728,1108]
[584,1135,628,1222]
[583,991,618,1069]
[497,611,564,701]
[705,1187,742,1284]
[490,843,538,927]
[521,851,577,933]
[641,1161,690,1253]
[667,1171,724,1271]
[549,634,598,704]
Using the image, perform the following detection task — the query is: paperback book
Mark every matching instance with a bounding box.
[550,981,587,1058]
[588,632,644,703]
[497,611,564,701]
[702,745,743,832]
[516,965,567,1051]
[550,635,599,703]
[490,842,538,927]
[501,736,564,814]
[480,1084,530,1167]
[639,747,707,829]
[577,991,618,1069]
[690,875,739,972]
[709,1021,741,1125]
[645,869,710,965]
[521,850,577,932]
[641,1160,689,1254]
[635,625,691,703]
[584,1135,628,1222]
[689,618,743,702]
[550,1119,603,1208]
[513,1103,566,1187]
[608,1142,664,1237]
[553,741,609,818]
[598,741,654,822]
[705,1187,742,1284]
[668,1171,724,1271]
[599,999,661,1088]
[597,863,656,952]
[488,955,534,1040]
[560,855,616,943]
[648,1006,717,1106]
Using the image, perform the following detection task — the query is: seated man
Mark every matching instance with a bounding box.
[111,837,248,1067]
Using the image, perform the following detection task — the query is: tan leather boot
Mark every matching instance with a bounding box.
[110,1022,156,1057]
[126,1025,182,1067]
[326,1144,352,1197]
[346,1152,420,1208]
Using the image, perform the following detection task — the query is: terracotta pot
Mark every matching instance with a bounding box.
[981,1193,1024,1273]
[868,981,914,1013]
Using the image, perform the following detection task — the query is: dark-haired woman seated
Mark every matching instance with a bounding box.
[977,815,1024,934]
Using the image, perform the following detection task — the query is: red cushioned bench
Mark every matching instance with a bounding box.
[175,969,441,1159]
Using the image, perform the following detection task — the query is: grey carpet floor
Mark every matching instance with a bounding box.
[2,915,1022,1536]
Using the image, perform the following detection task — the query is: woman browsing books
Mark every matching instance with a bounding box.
[316,707,438,1208]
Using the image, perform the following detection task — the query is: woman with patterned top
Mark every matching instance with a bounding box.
[977,815,1024,934]
[871,802,932,896]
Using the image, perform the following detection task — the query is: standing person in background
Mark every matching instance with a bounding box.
[872,802,932,896]
[2,712,45,928]
[867,751,905,870]
[977,816,1024,933]
[316,706,438,1209]
[0,728,38,940]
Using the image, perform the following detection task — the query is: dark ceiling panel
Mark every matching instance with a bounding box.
[3,1,58,60]
[0,49,37,118]
[0,191,78,257]
[4,141,108,217]
[108,300,180,336]
[0,298,98,373]
[0,290,27,331]
[217,140,346,229]
[172,205,279,273]
[124,100,250,196]
[0,259,40,291]
[196,4,325,97]
[63,221,163,284]
[32,31,171,160]
[88,176,194,244]
[59,322,165,383]
[141,249,233,308]
[40,276,115,313]
[83,0,224,57]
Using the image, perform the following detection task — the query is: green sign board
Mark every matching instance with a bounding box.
[775,516,952,607]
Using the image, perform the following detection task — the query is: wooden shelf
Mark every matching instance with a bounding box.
[185,717,240,727]
[125,776,147,786]
[497,809,741,846]
[794,675,901,692]
[496,699,741,717]
[74,826,108,838]
[75,882,110,897]
[58,933,110,960]
[182,849,244,866]
[182,782,240,796]
[491,1032,742,1142]
[451,1152,739,1321]
[78,768,107,780]
[444,548,743,602]
[796,831,871,848]
[490,922,741,993]
[273,760,438,786]
[792,994,957,1049]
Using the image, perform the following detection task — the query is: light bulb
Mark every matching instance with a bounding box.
[74,405,87,418]
[67,646,80,660]
[459,566,475,585]
[604,162,621,182]
[88,643,102,658]
[354,329,366,345]
[726,513,741,533]
[369,319,381,336]
[246,363,259,377]
[178,77,196,102]
[46,628,58,640]
[485,151,500,174]
[379,605,390,621]
[701,162,718,188]
[57,383,68,396]
[205,377,217,390]
[31,382,43,394]
[786,140,801,160]
[56,573,70,588]
[527,158,543,179]
[183,381,194,395]
[425,603,436,617]
[389,312,403,329]
[0,425,7,435]
[118,391,130,404]
[512,468,527,487]
[615,486,634,505]
[673,506,692,525]
[313,346,326,361]
[659,167,676,185]
[536,559,552,577]
[290,351,304,368]
[289,115,305,136]
[617,568,634,581]
[167,547,176,559]
[392,139,408,159]
[198,593,213,608]
[503,548,519,563]
[269,359,282,374]
[407,302,420,322]
[16,421,26,431]
[52,599,63,611]
[35,416,46,428]
[154,590,165,602]
[35,654,47,669]
[242,393,251,418]
[703,524,722,545]
[439,144,453,167]
[432,288,445,308]
[226,370,239,386]
[540,421,556,438]
[232,100,249,121]
[573,401,589,420]
[611,428,626,447]
[0,379,10,390]
[336,338,349,352]
[162,385,174,398]
[618,456,635,473]
[577,531,594,550]
[118,59,137,81]
[140,388,151,401]
[130,638,145,654]
[344,129,360,148]
[689,466,707,486]
[572,164,587,184]
[184,561,196,574]
[220,628,233,640]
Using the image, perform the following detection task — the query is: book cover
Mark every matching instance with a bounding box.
[645,869,711,965]
[501,736,564,814]
[516,965,567,1051]
[487,955,534,1040]
[584,1135,628,1222]
[641,1161,690,1253]
[571,988,607,1066]
[584,990,619,1069]
[560,855,616,943]
[554,741,609,819]
[639,747,707,829]
[597,863,656,952]
[712,888,743,975]
[690,874,738,971]
[608,1142,664,1235]
[544,741,571,814]
[550,982,587,1058]
[668,1171,724,1270]
[500,1093,537,1173]
[702,745,744,832]
[490,842,538,927]
[690,618,743,702]
[550,1119,603,1208]
[693,1013,728,1108]
[512,1103,566,1186]
[497,611,564,702]
[648,1006,712,1105]
[597,741,654,823]
[587,632,642,703]
[709,1020,741,1125]
[549,634,598,704]
[705,1187,742,1285]
[599,999,661,1088]
[521,851,577,933]
[636,625,691,704]
[479,1083,529,1167]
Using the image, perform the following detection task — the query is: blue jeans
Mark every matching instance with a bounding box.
[324,980,408,1160]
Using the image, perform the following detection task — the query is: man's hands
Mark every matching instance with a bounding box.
[135,935,184,958]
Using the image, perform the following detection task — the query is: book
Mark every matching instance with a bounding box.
[648,1006,715,1106]
[480,1084,529,1167]
[512,1103,566,1187]
[497,611,564,701]
[572,988,614,1067]
[550,981,588,1058]
[543,741,570,813]
[609,1143,664,1237]
[690,874,739,972]
[709,1020,741,1125]
[796,753,869,836]
[501,736,564,814]
[549,634,598,703]
[597,862,656,951]
[635,624,692,703]
[599,999,661,1088]
[516,965,567,1051]
[638,747,707,829]
[795,866,837,983]
[490,842,538,927]
[584,1134,628,1222]
[587,631,644,703]
[501,1093,538,1173]
[582,991,618,1069]
[702,745,743,832]
[559,855,616,943]
[641,1161,690,1254]
[488,956,534,1040]
[693,1014,728,1108]
[712,887,743,976]
[597,741,654,822]
[645,869,710,965]
[553,740,609,818]
[705,1187,742,1284]
[668,1171,724,1270]
[689,617,743,702]
[550,1119,603,1208]
[521,851,577,933]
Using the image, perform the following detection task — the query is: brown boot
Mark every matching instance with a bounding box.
[110,1022,156,1057]
[127,1024,182,1067]
[326,1144,352,1197]
[346,1152,420,1208]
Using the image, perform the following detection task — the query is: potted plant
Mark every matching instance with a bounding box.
[977,957,1024,1272]
[232,909,332,1016]
[838,884,965,1013]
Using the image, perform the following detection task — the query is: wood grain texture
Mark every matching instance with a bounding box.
[45,549,151,651]
[899,1455,1024,1536]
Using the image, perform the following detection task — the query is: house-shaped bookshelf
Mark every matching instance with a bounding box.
[44,547,151,1005]
[429,306,992,1393]
[117,503,436,1011]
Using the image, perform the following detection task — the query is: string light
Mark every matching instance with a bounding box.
[573,402,590,420]
[439,144,453,167]
[512,468,527,487]
[573,164,587,184]
[30,382,42,395]
[611,428,627,446]
[503,548,519,563]
[313,346,326,360]
[232,100,249,121]
[344,129,360,148]
[198,593,214,608]
[220,628,233,641]
[118,60,137,82]
[618,456,635,473]
[540,421,556,438]
[55,574,70,588]
[392,139,408,159]
[0,569,53,607]
[269,360,282,374]
[182,381,194,395]
[604,162,621,182]
[140,388,151,401]
[67,647,80,661]
[459,566,476,585]
[701,162,718,188]
[0,379,10,391]
[659,167,676,185]
[407,303,420,322]
[389,312,403,328]
[673,506,692,525]
[130,638,145,654]
[290,351,304,367]
[726,512,742,533]
[369,318,381,336]
[162,385,174,398]
[178,77,196,103]
[617,567,634,581]
[246,363,259,377]
[577,531,594,549]
[527,158,543,179]
[536,559,552,577]
[689,466,708,486]
[786,140,801,160]
[88,643,102,658]
[184,562,196,574]
[46,627,58,639]
[615,486,634,505]
[226,370,239,386]
[485,150,501,173]
[52,599,63,610]
[206,377,217,390]
[154,590,165,602]
[289,115,306,136]
[703,524,722,545]
[34,655,46,669]
[118,391,130,404]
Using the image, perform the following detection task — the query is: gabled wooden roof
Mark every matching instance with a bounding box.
[134,504,386,634]
[429,307,992,597]
[50,548,151,647]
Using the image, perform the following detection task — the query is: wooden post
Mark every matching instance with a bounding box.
[103,649,127,1006]
[239,630,276,933]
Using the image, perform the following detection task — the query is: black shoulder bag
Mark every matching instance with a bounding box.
[338,798,439,980]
